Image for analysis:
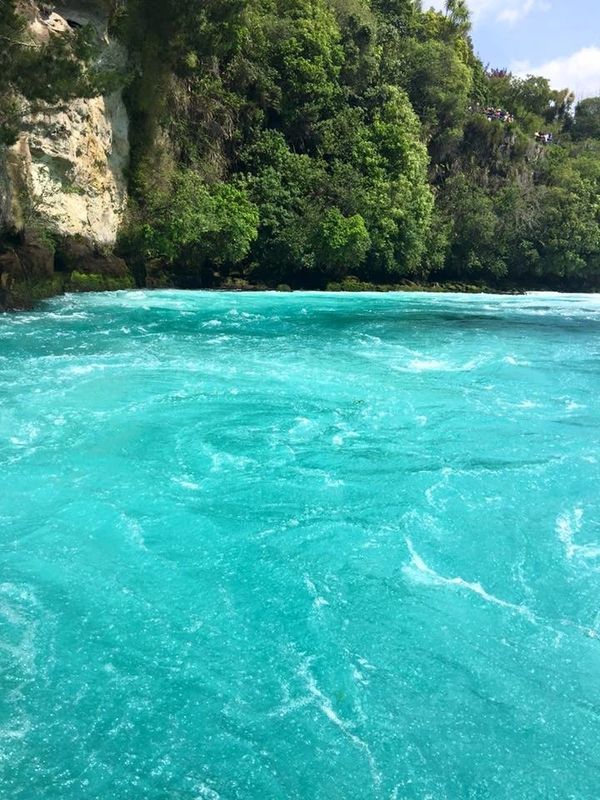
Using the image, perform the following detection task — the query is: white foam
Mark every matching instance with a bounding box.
[503,355,530,366]
[352,657,375,688]
[62,364,106,376]
[194,783,221,800]
[269,683,313,717]
[0,584,45,753]
[403,539,535,622]
[297,658,382,788]
[210,452,254,473]
[408,358,448,372]
[0,720,32,742]
[288,417,318,442]
[565,400,584,412]
[269,655,381,787]
[120,515,148,551]
[303,574,329,611]
[352,665,369,686]
[172,475,202,491]
[396,355,484,374]
[206,335,232,344]
[516,399,539,409]
[425,467,452,508]
[360,334,383,345]
[556,508,600,561]
[9,424,40,448]
[45,311,89,321]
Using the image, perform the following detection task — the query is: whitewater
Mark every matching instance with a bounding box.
[1,290,599,799]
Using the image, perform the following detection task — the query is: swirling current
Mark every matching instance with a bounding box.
[1,290,600,799]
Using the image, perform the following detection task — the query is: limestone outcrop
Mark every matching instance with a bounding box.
[10,91,129,244]
[5,1,129,245]
[0,1,132,309]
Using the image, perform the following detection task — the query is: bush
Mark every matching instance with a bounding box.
[68,272,134,292]
[139,172,259,273]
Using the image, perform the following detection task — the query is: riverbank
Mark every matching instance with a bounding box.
[0,281,526,311]
[8,231,600,313]
[7,250,600,312]
[0,270,535,311]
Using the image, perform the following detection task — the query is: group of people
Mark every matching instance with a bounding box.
[480,107,555,144]
[474,106,556,145]
[483,107,514,124]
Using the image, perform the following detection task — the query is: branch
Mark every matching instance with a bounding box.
[0,34,41,49]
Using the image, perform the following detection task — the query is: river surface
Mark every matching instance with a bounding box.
[1,291,600,799]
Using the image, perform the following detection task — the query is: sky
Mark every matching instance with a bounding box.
[427,0,600,100]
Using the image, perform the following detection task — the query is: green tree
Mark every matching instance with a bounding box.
[437,174,507,280]
[402,37,473,163]
[138,171,259,276]
[313,208,370,277]
[572,97,600,141]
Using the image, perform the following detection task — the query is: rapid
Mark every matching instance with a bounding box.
[1,291,599,799]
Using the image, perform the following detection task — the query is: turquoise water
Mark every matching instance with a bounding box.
[1,290,600,799]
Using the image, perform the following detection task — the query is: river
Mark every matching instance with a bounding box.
[1,291,599,798]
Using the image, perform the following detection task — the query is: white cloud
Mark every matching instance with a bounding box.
[497,0,550,24]
[425,0,549,24]
[513,47,600,100]
[426,1,452,12]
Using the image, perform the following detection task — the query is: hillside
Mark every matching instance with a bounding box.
[1,0,600,307]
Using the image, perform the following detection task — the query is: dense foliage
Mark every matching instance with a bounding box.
[3,0,600,290]
[117,0,600,290]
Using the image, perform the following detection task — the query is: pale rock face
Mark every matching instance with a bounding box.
[0,157,11,232]
[5,2,129,245]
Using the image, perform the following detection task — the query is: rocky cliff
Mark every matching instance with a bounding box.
[0,0,132,310]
